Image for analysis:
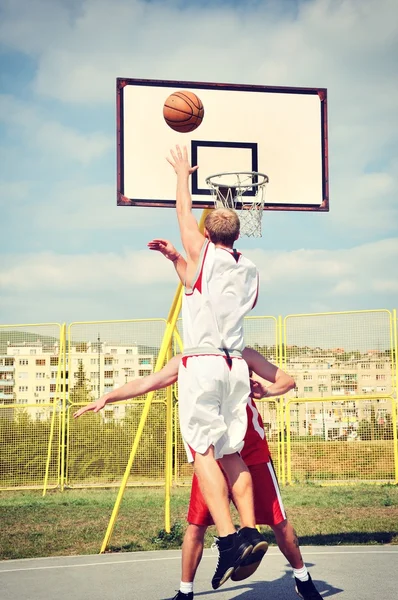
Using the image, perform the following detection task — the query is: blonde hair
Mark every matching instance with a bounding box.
[204,208,240,247]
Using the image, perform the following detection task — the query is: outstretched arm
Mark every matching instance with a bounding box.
[243,346,296,398]
[147,238,187,284]
[73,355,181,418]
[166,145,205,264]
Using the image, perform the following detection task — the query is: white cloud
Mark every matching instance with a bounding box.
[1,238,397,324]
[0,0,397,324]
[27,182,177,231]
[1,0,396,237]
[0,249,177,292]
[0,94,112,164]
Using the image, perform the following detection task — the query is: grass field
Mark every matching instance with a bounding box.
[1,484,397,560]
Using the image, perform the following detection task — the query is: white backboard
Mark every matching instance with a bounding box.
[117,78,328,211]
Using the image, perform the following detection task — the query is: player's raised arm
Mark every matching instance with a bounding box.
[243,346,296,398]
[147,238,187,284]
[166,145,205,263]
[73,355,181,418]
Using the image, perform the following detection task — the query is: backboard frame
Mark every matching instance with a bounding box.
[116,77,329,211]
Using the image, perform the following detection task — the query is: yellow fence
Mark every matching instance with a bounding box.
[0,311,397,491]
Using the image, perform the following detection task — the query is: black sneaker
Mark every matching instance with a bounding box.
[171,592,193,600]
[295,574,323,599]
[231,527,268,581]
[211,532,253,590]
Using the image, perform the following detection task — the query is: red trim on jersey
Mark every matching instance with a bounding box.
[185,240,210,296]
[218,246,242,263]
[252,272,259,309]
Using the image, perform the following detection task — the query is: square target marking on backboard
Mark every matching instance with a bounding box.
[117,78,328,211]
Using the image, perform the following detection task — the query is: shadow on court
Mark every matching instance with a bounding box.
[1,546,397,600]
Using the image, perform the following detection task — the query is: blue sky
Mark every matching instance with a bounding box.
[0,0,397,325]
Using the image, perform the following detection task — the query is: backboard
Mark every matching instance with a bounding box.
[117,78,328,211]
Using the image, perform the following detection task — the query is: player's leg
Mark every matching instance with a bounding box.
[178,357,253,589]
[272,521,323,599]
[194,447,235,536]
[219,359,268,557]
[219,452,256,528]
[172,474,212,600]
[172,524,207,600]
[232,460,322,599]
[193,447,253,589]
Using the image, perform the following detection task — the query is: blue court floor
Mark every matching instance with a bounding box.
[1,545,397,600]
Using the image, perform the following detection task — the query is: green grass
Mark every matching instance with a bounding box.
[0,484,397,560]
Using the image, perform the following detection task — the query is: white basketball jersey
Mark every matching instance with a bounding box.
[182,240,259,352]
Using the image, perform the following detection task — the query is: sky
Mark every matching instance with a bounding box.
[0,0,397,326]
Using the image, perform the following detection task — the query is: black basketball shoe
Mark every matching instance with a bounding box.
[295,574,323,599]
[211,532,253,590]
[231,527,268,581]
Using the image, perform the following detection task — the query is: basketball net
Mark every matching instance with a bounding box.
[205,172,269,237]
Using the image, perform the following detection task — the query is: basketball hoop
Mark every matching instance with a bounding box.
[205,172,269,237]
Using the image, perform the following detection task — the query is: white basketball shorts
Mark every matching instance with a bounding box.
[178,354,250,460]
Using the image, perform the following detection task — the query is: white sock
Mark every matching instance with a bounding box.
[180,581,193,594]
[293,566,309,581]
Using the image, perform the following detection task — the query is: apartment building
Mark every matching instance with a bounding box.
[0,340,155,421]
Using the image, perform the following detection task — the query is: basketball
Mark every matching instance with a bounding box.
[163,90,204,133]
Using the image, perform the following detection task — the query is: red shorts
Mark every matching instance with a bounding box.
[187,461,286,528]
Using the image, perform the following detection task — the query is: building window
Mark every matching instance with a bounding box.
[126,349,133,355]
[18,386,28,392]
[50,384,56,392]
[375,364,384,369]
[303,375,312,381]
[318,375,327,381]
[360,363,371,369]
[19,359,28,366]
[376,374,386,381]
[29,349,37,355]
[36,359,46,366]
[50,357,59,366]
[139,358,151,365]
[35,385,45,392]
[304,386,313,392]
[36,372,46,379]
[104,358,113,365]
[104,371,113,378]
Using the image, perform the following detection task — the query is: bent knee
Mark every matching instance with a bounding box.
[186,523,207,543]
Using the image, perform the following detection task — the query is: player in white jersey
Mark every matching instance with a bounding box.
[150,145,266,589]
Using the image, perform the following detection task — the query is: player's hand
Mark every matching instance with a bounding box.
[73,396,108,418]
[250,377,269,399]
[166,145,199,176]
[147,239,180,261]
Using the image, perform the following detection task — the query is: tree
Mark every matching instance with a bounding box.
[358,419,371,440]
[69,360,93,405]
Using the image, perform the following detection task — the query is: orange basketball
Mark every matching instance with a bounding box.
[163,90,204,133]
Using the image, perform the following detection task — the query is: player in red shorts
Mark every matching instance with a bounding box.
[74,347,322,600]
[173,349,322,600]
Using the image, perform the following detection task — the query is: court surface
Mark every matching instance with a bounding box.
[1,545,397,600]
